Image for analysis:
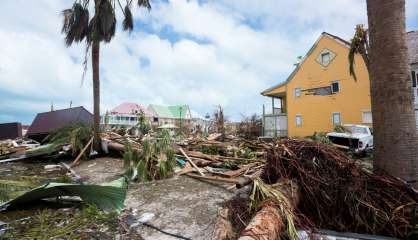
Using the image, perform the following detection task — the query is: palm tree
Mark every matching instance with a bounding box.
[61,0,151,150]
[364,0,418,185]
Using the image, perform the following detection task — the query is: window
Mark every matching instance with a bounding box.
[331,81,340,93]
[294,88,301,98]
[306,86,332,96]
[295,115,302,127]
[153,117,158,122]
[321,52,330,65]
[332,112,341,125]
[362,111,372,124]
[412,70,417,88]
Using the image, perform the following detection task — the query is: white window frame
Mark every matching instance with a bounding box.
[332,112,341,126]
[321,52,330,65]
[294,87,301,98]
[295,114,302,127]
[362,111,372,124]
[331,80,340,94]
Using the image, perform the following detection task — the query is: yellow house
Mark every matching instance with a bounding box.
[261,32,371,137]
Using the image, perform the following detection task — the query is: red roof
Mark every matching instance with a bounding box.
[110,102,153,117]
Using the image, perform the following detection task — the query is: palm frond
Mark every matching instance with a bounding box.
[100,0,117,42]
[87,0,116,43]
[61,3,89,46]
[123,5,134,32]
[348,24,369,81]
[138,0,151,10]
[123,143,133,169]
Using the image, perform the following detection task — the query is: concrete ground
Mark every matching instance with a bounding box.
[74,157,235,240]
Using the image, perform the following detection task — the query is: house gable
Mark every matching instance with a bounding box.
[261,32,352,96]
[284,33,371,136]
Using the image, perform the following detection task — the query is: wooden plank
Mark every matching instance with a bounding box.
[222,162,259,178]
[60,162,82,182]
[70,136,94,167]
[186,173,239,183]
[179,147,205,176]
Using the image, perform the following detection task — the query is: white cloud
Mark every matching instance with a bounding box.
[0,0,417,124]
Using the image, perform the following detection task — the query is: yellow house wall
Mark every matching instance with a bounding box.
[285,35,371,137]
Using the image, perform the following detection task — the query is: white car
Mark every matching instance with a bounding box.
[326,124,373,153]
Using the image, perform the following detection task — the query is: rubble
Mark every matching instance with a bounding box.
[222,139,418,240]
[2,120,417,239]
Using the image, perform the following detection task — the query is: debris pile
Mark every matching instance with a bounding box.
[223,139,418,239]
[175,134,268,187]
[0,139,40,158]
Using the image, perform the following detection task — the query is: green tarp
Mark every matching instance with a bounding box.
[0,177,127,212]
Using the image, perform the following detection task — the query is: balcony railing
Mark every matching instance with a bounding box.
[262,113,288,137]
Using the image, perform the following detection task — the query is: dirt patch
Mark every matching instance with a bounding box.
[72,157,125,184]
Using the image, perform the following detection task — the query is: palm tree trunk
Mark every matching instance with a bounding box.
[367,0,418,186]
[92,40,101,151]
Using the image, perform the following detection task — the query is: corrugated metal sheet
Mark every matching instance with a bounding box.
[0,122,22,140]
[27,106,93,137]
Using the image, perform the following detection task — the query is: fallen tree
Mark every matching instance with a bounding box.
[224,139,418,239]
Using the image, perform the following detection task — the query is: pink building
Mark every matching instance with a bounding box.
[103,102,153,127]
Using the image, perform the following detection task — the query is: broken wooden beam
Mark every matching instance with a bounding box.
[71,136,93,167]
[186,173,239,183]
[180,147,205,176]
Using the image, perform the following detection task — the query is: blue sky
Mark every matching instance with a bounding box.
[0,0,418,125]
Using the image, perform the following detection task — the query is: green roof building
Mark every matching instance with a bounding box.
[148,104,192,126]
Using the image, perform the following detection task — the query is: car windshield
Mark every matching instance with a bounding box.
[347,126,368,134]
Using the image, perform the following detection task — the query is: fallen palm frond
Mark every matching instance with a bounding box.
[32,123,93,156]
[1,177,128,212]
[262,139,418,239]
[124,130,176,182]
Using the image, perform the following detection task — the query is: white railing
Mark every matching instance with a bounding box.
[107,119,138,126]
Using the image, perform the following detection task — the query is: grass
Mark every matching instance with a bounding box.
[2,204,118,239]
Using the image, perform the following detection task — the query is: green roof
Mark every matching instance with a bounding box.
[168,105,189,118]
[149,104,190,119]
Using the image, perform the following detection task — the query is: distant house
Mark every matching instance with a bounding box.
[27,106,93,142]
[261,31,418,137]
[0,122,22,140]
[148,105,191,127]
[103,102,153,128]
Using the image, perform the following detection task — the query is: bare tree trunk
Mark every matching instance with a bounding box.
[367,0,418,186]
[211,208,234,240]
[92,40,101,151]
[238,181,299,240]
